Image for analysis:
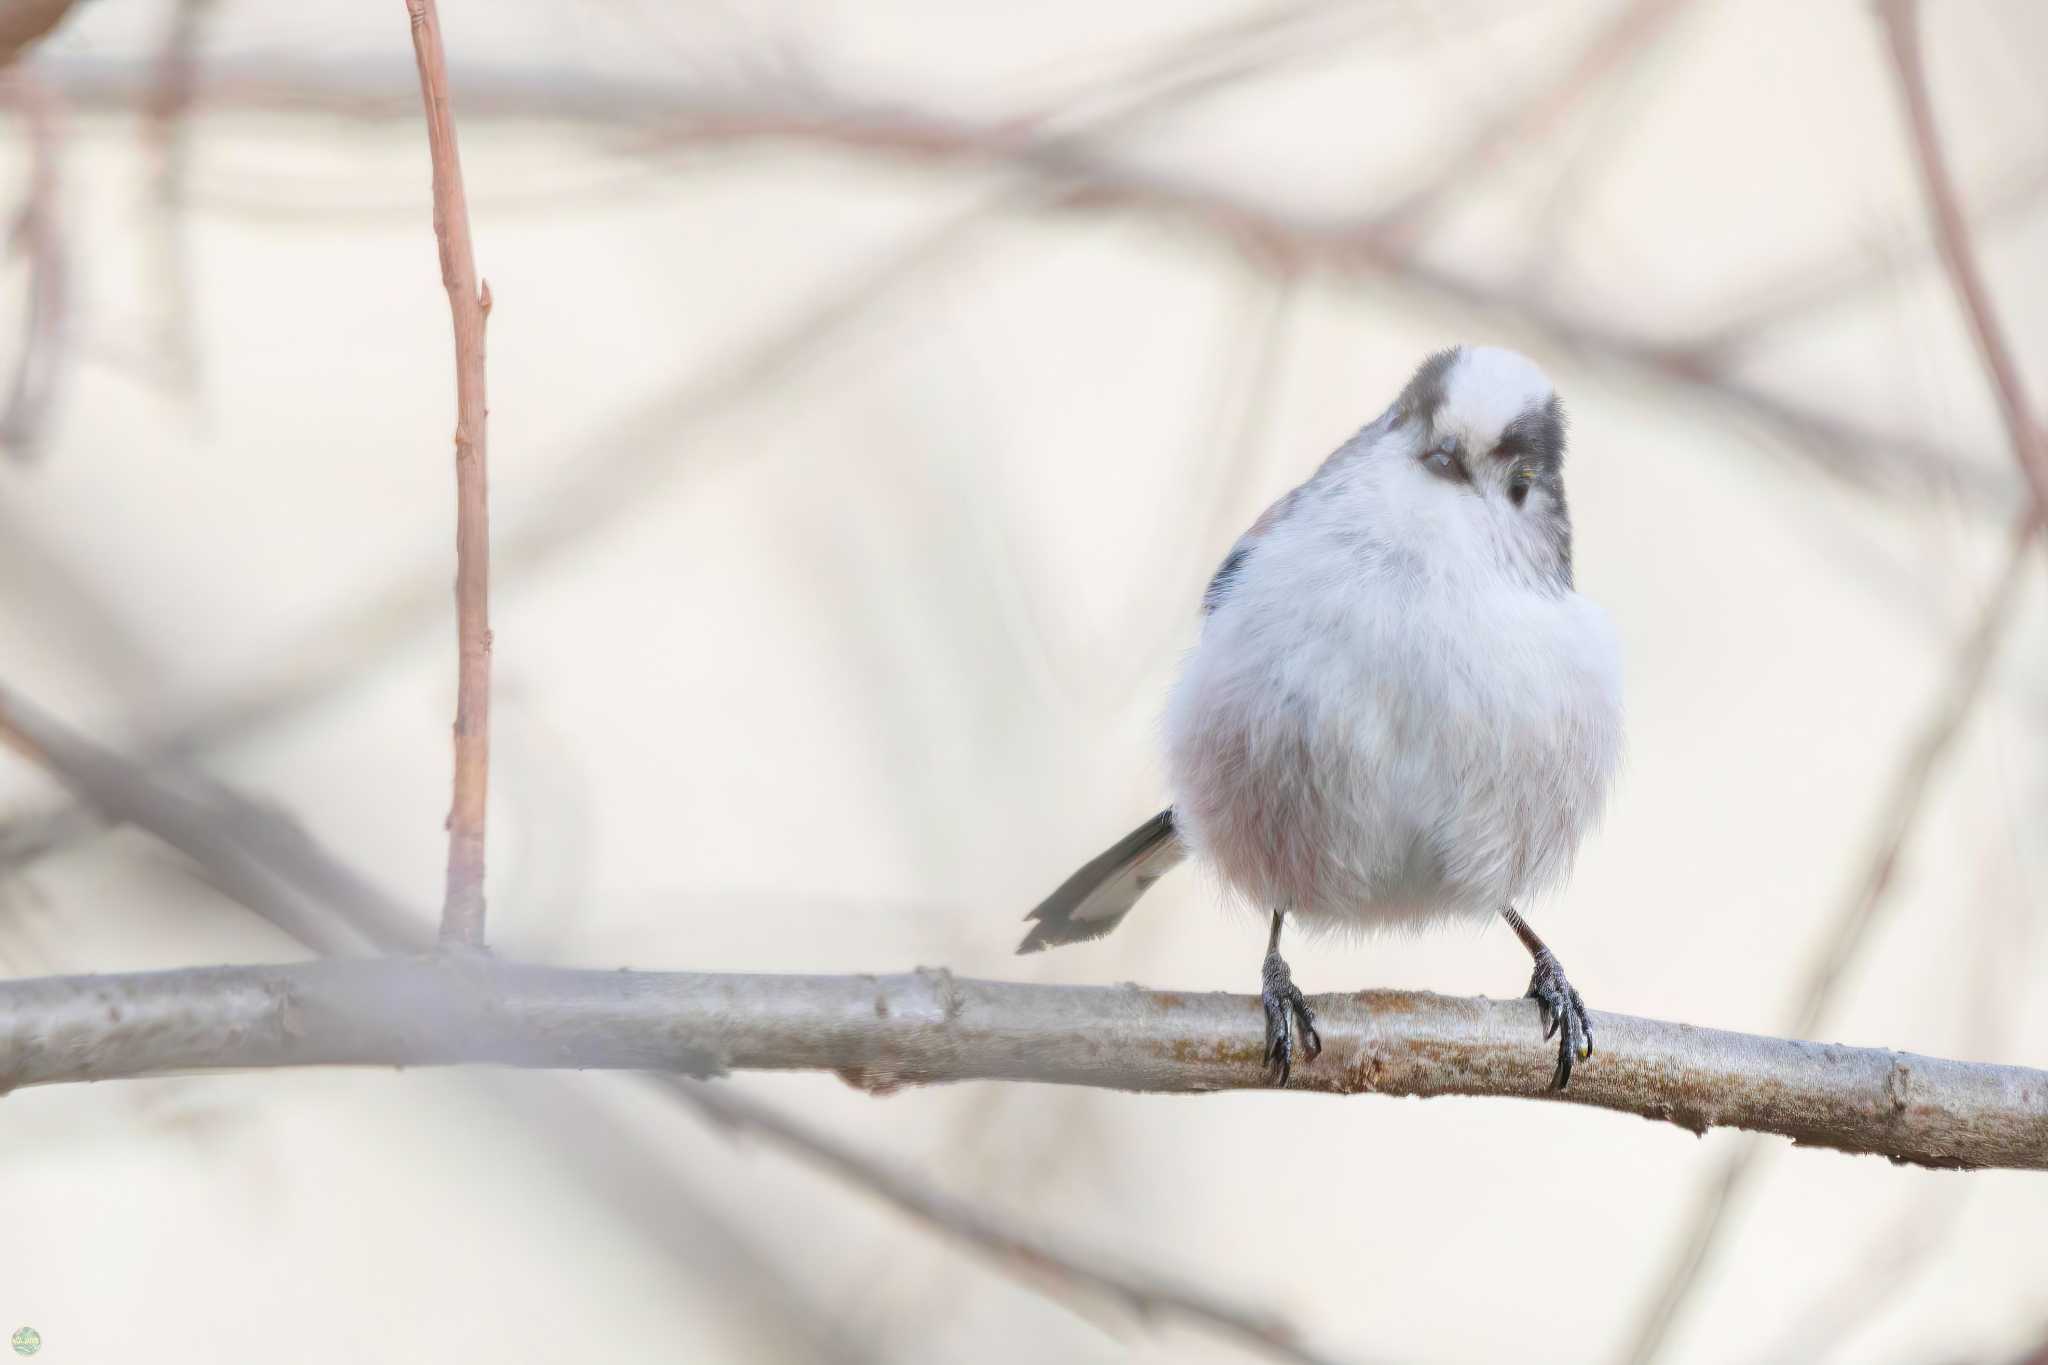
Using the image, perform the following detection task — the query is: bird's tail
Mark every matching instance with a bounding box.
[1016,809,1183,953]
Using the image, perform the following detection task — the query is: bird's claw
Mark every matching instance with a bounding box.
[1524,948,1592,1090]
[1261,950,1321,1086]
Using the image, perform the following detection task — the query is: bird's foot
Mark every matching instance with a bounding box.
[1524,948,1592,1090]
[1261,950,1321,1086]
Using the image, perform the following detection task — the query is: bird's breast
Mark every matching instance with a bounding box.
[1163,552,1623,928]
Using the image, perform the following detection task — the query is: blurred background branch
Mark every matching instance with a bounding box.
[32,53,2022,506]
[0,65,63,458]
[1878,0,2048,526]
[0,0,75,66]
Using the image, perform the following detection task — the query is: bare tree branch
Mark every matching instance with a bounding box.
[667,1080,1354,1365]
[402,0,494,946]
[138,0,214,397]
[1877,0,2048,524]
[0,0,75,65]
[3,958,2044,1171]
[0,65,65,458]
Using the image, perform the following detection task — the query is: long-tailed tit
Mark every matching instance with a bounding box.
[1019,345,1624,1088]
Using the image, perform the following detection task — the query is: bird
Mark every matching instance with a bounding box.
[1017,344,1624,1089]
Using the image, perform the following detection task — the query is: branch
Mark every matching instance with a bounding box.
[0,65,65,459]
[666,1080,1348,1365]
[138,0,215,397]
[3,959,2043,1172]
[402,0,493,946]
[0,0,75,65]
[1878,0,2048,524]
[0,682,427,955]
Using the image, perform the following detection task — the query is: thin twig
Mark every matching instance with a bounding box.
[1877,0,2048,523]
[2,959,2045,1171]
[139,0,214,397]
[0,66,64,458]
[402,0,493,947]
[666,1079,1354,1365]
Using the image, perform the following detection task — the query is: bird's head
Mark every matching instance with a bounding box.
[1381,344,1573,589]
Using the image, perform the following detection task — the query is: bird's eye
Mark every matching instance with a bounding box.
[1420,437,1468,483]
[1507,465,1536,507]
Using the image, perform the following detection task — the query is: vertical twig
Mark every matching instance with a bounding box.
[0,66,66,460]
[403,0,493,948]
[142,0,215,397]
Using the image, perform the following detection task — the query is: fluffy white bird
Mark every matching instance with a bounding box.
[1018,345,1624,1088]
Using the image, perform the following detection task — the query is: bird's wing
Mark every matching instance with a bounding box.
[1202,486,1299,615]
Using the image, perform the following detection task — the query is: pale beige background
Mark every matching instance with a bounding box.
[0,2,2044,1362]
